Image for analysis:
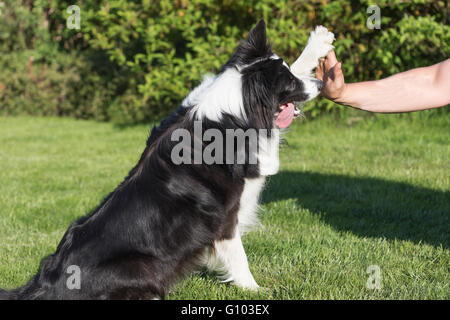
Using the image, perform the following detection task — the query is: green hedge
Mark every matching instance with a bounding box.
[0,0,448,124]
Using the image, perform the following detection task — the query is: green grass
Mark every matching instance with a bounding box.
[0,114,448,299]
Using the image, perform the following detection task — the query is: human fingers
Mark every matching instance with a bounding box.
[316,59,325,80]
[324,50,338,70]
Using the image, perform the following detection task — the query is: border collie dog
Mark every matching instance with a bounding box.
[0,20,333,299]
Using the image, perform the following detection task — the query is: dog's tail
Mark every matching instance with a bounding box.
[0,288,19,300]
[0,276,47,300]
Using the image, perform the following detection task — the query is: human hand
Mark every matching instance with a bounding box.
[315,50,346,102]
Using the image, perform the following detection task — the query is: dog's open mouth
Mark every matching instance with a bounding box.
[274,102,301,129]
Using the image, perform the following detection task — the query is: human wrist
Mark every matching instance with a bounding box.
[335,83,356,108]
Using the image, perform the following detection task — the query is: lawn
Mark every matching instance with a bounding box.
[0,113,448,299]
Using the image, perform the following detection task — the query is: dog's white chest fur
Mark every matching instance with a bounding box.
[238,176,266,234]
[237,129,280,232]
[258,129,280,176]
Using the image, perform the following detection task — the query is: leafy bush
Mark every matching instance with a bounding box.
[0,0,448,123]
[0,1,112,120]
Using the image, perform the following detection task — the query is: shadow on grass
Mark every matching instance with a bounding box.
[262,171,449,248]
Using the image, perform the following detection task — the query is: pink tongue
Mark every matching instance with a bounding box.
[275,103,295,128]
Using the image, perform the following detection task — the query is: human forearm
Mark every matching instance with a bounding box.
[317,51,450,113]
[337,61,450,113]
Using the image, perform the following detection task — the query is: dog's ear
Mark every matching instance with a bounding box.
[221,19,272,70]
[245,19,269,55]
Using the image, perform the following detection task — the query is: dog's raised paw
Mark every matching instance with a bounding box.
[312,25,335,43]
[307,25,335,59]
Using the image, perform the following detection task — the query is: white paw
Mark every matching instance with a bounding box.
[238,282,260,292]
[233,279,260,292]
[307,25,335,59]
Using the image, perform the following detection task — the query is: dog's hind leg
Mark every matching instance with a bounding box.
[291,26,335,76]
[206,228,259,291]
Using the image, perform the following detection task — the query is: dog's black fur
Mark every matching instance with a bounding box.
[0,20,311,299]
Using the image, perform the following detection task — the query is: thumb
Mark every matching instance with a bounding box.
[335,62,343,74]
[329,62,343,81]
[334,62,344,82]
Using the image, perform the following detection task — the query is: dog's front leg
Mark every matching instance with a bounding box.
[209,229,259,291]
[290,26,335,76]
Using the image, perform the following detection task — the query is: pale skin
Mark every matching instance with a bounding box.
[316,51,450,113]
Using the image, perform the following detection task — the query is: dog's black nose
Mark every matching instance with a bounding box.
[314,79,323,91]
